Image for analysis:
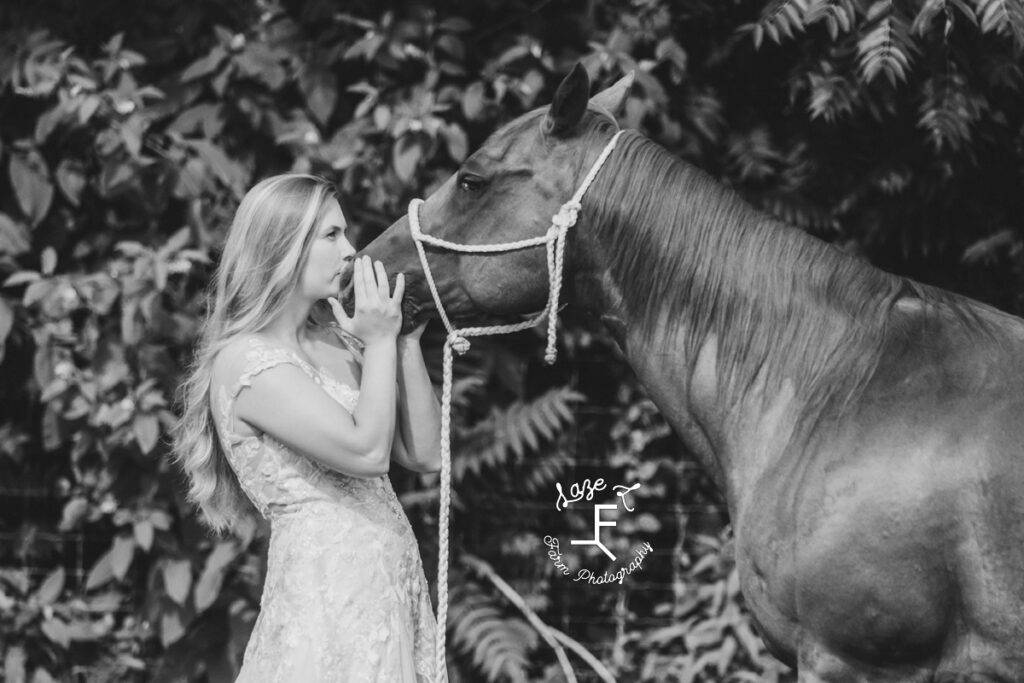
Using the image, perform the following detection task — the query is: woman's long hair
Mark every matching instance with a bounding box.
[169,173,341,535]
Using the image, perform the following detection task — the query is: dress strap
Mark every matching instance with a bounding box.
[215,337,324,445]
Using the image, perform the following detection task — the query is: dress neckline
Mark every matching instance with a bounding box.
[247,336,360,395]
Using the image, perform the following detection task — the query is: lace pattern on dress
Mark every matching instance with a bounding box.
[210,336,446,682]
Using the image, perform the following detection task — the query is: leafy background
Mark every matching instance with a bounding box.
[1,0,1022,681]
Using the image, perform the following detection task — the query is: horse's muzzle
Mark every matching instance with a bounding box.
[337,268,356,318]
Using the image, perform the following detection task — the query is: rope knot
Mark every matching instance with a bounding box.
[447,333,471,355]
[551,200,582,231]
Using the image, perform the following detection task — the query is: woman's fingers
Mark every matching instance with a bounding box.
[373,260,390,299]
[352,257,366,308]
[392,272,405,305]
[360,256,379,306]
[327,296,352,331]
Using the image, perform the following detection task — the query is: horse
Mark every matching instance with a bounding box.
[344,64,1024,682]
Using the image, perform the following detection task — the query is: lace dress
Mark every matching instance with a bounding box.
[211,336,446,682]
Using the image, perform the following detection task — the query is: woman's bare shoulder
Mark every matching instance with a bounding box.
[209,336,261,386]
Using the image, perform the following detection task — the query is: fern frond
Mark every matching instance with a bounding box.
[450,374,487,410]
[857,1,916,85]
[515,446,573,496]
[975,0,1024,50]
[805,60,858,121]
[448,582,537,683]
[805,0,857,39]
[911,0,977,36]
[453,387,584,481]
[747,0,811,49]
[756,196,841,233]
[918,71,989,151]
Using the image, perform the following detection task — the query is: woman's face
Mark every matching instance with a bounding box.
[302,198,356,299]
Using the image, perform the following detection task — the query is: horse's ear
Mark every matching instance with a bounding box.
[589,70,635,118]
[542,63,590,137]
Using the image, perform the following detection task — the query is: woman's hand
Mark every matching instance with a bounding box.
[328,256,404,347]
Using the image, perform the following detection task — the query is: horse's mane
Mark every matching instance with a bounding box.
[568,113,999,435]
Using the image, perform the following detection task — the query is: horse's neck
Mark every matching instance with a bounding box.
[582,220,857,513]
[609,309,802,512]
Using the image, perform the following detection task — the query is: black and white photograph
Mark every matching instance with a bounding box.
[1,0,1023,681]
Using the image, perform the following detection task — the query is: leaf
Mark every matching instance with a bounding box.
[194,540,238,612]
[149,510,173,530]
[110,535,135,580]
[976,0,1024,48]
[633,513,661,533]
[3,271,40,287]
[54,159,86,206]
[160,608,186,647]
[392,134,423,183]
[87,591,123,612]
[163,559,192,605]
[448,581,535,680]
[78,95,101,124]
[234,43,287,90]
[0,298,11,361]
[58,497,90,531]
[30,667,57,683]
[23,279,55,307]
[962,229,1015,264]
[462,81,487,121]
[34,102,69,144]
[188,139,245,198]
[75,272,119,315]
[132,412,160,454]
[857,2,915,86]
[435,34,465,61]
[299,66,337,126]
[438,17,472,32]
[133,519,154,551]
[168,103,224,138]
[40,619,70,648]
[99,158,135,198]
[343,33,385,61]
[733,621,765,660]
[33,567,65,605]
[40,246,56,275]
[749,0,810,46]
[0,213,31,255]
[918,71,987,151]
[8,149,53,227]
[120,114,147,158]
[4,645,26,683]
[441,123,469,162]
[181,45,228,82]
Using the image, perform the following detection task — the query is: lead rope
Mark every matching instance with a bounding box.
[411,130,625,681]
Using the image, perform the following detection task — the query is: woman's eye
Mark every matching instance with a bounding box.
[458,174,485,193]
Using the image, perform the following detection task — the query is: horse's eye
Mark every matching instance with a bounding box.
[458,173,486,194]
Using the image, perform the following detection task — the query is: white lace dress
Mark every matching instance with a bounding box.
[211,336,446,682]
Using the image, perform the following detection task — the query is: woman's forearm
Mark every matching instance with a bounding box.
[352,338,398,468]
[396,337,442,470]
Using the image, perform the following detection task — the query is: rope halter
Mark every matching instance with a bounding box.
[408,128,625,365]
[409,129,626,682]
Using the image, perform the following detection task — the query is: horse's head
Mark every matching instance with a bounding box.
[342,64,634,333]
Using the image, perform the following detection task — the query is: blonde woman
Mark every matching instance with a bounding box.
[170,173,447,682]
